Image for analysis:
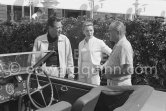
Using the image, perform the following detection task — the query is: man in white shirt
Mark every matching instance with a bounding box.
[104,21,133,86]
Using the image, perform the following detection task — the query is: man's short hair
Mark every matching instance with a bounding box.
[47,16,62,27]
[109,21,126,35]
[82,21,93,30]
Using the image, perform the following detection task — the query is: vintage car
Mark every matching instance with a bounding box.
[0,51,166,111]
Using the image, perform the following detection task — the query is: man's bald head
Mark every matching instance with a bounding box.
[108,21,126,43]
[109,21,126,36]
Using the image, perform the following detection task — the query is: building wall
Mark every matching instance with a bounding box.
[0,5,148,21]
[0,5,7,21]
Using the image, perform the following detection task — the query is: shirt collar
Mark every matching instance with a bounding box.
[47,32,58,43]
[116,36,126,46]
[83,36,94,44]
[41,33,64,42]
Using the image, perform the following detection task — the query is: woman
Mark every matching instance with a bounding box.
[78,21,112,85]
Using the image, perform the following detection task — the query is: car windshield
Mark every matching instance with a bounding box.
[0,51,50,78]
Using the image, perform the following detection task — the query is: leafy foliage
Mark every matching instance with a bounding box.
[0,18,166,89]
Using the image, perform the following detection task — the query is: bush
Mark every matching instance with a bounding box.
[0,21,46,53]
[0,18,166,89]
[125,19,166,88]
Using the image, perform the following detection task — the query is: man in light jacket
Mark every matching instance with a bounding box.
[31,16,74,78]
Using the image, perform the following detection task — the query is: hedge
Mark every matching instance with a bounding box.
[0,18,166,89]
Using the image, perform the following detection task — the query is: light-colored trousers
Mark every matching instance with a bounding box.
[79,62,100,85]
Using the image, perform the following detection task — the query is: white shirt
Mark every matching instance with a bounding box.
[105,36,133,81]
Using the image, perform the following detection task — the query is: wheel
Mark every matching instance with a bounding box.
[26,69,53,109]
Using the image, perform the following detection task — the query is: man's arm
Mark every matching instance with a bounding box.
[78,42,82,75]
[30,39,38,66]
[66,38,74,77]
[105,64,133,79]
